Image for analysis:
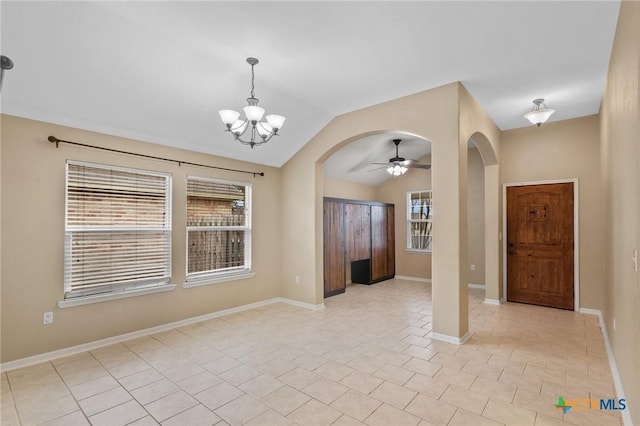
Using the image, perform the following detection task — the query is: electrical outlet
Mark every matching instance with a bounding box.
[470,264,476,271]
[43,312,53,325]
[295,276,300,284]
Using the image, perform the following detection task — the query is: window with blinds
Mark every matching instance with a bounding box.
[186,177,251,282]
[407,190,432,252]
[64,161,172,299]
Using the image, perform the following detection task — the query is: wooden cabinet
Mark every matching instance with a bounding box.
[323,198,395,297]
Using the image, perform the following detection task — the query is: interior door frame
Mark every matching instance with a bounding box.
[502,178,580,311]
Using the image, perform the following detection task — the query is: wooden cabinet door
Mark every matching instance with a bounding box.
[323,200,346,296]
[507,183,574,310]
[345,203,371,261]
[371,205,389,281]
[386,205,395,277]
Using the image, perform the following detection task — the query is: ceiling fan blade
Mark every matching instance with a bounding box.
[367,166,388,172]
[404,159,431,169]
[409,163,431,169]
[371,162,392,166]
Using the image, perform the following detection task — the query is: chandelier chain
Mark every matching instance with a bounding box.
[250,63,255,99]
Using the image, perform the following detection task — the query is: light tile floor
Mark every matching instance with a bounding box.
[0,279,623,426]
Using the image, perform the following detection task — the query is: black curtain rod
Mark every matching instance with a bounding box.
[48,136,265,177]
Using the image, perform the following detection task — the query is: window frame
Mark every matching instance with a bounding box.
[406,190,433,253]
[62,160,173,306]
[185,176,253,286]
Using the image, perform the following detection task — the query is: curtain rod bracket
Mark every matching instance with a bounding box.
[48,135,60,148]
[47,135,265,177]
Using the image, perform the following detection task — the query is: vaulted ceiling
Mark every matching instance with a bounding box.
[1,1,620,183]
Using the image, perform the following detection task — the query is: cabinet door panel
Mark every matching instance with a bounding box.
[323,201,345,296]
[345,203,371,261]
[386,206,395,276]
[371,205,388,281]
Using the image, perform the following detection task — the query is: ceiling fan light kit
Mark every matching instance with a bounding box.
[387,164,408,176]
[219,57,285,149]
[524,98,555,127]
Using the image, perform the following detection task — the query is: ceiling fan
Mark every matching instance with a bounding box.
[371,139,431,176]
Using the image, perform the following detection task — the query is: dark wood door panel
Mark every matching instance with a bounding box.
[324,201,345,296]
[507,183,574,310]
[346,203,371,262]
[386,206,395,277]
[370,205,395,282]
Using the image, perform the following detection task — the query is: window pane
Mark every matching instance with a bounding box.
[186,177,251,281]
[187,180,246,227]
[65,162,171,298]
[67,164,169,228]
[409,221,432,251]
[66,231,170,292]
[188,230,246,274]
[410,192,432,220]
[407,190,432,252]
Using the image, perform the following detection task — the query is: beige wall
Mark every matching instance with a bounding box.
[323,177,376,201]
[467,148,485,285]
[501,115,603,310]
[600,1,640,423]
[377,154,433,280]
[458,84,501,302]
[0,115,283,363]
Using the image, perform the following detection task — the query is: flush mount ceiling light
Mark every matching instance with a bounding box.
[524,98,555,127]
[219,57,285,149]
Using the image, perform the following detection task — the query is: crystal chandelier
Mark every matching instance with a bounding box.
[524,98,555,127]
[219,57,286,148]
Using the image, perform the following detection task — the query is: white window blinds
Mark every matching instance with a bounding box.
[186,177,251,281]
[64,161,172,298]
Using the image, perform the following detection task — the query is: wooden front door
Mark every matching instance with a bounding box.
[507,183,574,310]
[323,200,346,297]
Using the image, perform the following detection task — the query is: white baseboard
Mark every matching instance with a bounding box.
[394,275,432,283]
[394,277,485,290]
[0,297,323,372]
[578,308,632,426]
[277,297,325,311]
[431,331,472,345]
[483,298,502,305]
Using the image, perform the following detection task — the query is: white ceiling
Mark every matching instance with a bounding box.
[1,1,620,183]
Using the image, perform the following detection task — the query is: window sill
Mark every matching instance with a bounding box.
[58,284,176,308]
[405,249,432,254]
[184,272,256,288]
